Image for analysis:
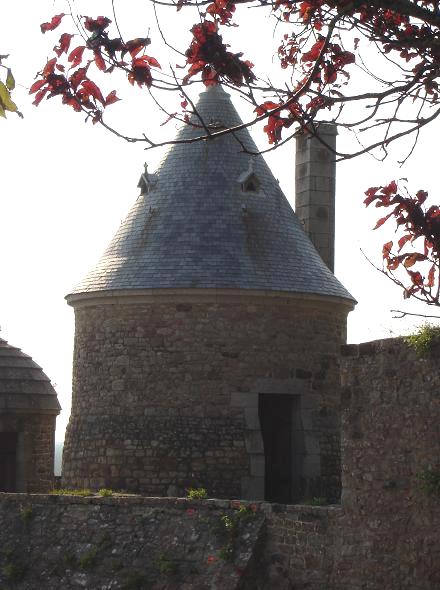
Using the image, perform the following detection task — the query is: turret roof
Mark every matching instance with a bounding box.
[67,85,354,304]
[0,338,61,414]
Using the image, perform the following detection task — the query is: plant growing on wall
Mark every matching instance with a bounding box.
[417,467,440,497]
[405,324,440,355]
[186,487,208,500]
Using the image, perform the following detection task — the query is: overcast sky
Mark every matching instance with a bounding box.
[1,1,439,440]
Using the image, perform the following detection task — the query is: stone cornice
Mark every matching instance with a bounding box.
[66,287,355,311]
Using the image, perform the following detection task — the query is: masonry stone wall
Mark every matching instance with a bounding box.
[63,293,348,502]
[255,337,440,589]
[335,337,440,589]
[0,494,265,590]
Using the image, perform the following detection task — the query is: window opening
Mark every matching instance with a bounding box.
[0,432,18,492]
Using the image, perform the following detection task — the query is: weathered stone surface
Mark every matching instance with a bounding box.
[63,295,348,502]
[0,414,57,493]
[335,337,440,589]
[0,494,264,590]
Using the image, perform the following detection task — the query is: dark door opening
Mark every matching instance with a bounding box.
[0,432,18,492]
[258,394,303,503]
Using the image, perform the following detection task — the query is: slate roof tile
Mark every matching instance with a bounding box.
[68,85,354,303]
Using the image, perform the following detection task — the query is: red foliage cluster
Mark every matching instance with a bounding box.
[256,33,354,144]
[34,2,440,307]
[256,0,440,145]
[32,14,160,121]
[365,181,440,302]
[206,0,237,25]
[183,20,255,86]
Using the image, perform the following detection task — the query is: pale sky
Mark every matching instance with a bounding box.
[1,1,439,440]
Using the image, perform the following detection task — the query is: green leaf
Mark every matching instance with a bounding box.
[0,81,17,112]
[6,68,15,91]
[0,103,6,118]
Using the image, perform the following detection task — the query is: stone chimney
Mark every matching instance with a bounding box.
[295,123,337,272]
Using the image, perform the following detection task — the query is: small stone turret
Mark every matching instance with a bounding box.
[295,124,337,271]
[0,338,60,492]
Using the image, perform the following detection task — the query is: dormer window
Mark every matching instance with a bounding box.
[237,159,260,193]
[242,173,260,193]
[137,163,157,195]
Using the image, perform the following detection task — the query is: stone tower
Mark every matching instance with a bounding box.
[295,124,337,271]
[63,86,354,503]
[0,338,60,492]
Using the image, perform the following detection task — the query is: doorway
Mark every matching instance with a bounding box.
[0,432,18,492]
[258,394,303,503]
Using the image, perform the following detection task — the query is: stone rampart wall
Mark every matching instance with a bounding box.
[0,494,265,590]
[336,337,440,589]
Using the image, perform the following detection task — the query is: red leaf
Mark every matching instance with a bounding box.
[301,39,325,63]
[29,79,47,95]
[427,264,436,287]
[146,56,161,68]
[133,55,161,69]
[40,13,66,34]
[403,253,425,268]
[33,89,48,106]
[80,80,105,104]
[381,180,398,196]
[43,58,57,78]
[424,238,433,256]
[128,65,153,87]
[68,46,86,69]
[387,257,400,271]
[69,67,89,91]
[373,212,393,229]
[408,270,423,286]
[94,50,106,72]
[263,114,285,144]
[382,241,393,259]
[397,234,412,251]
[255,101,279,116]
[202,66,218,87]
[84,16,112,32]
[54,33,73,57]
[104,90,120,106]
[125,38,151,58]
[181,99,188,109]
[416,189,428,204]
[364,187,379,206]
[426,206,440,219]
[62,95,82,112]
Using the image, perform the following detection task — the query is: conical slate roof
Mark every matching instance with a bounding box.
[0,338,61,414]
[68,85,353,303]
